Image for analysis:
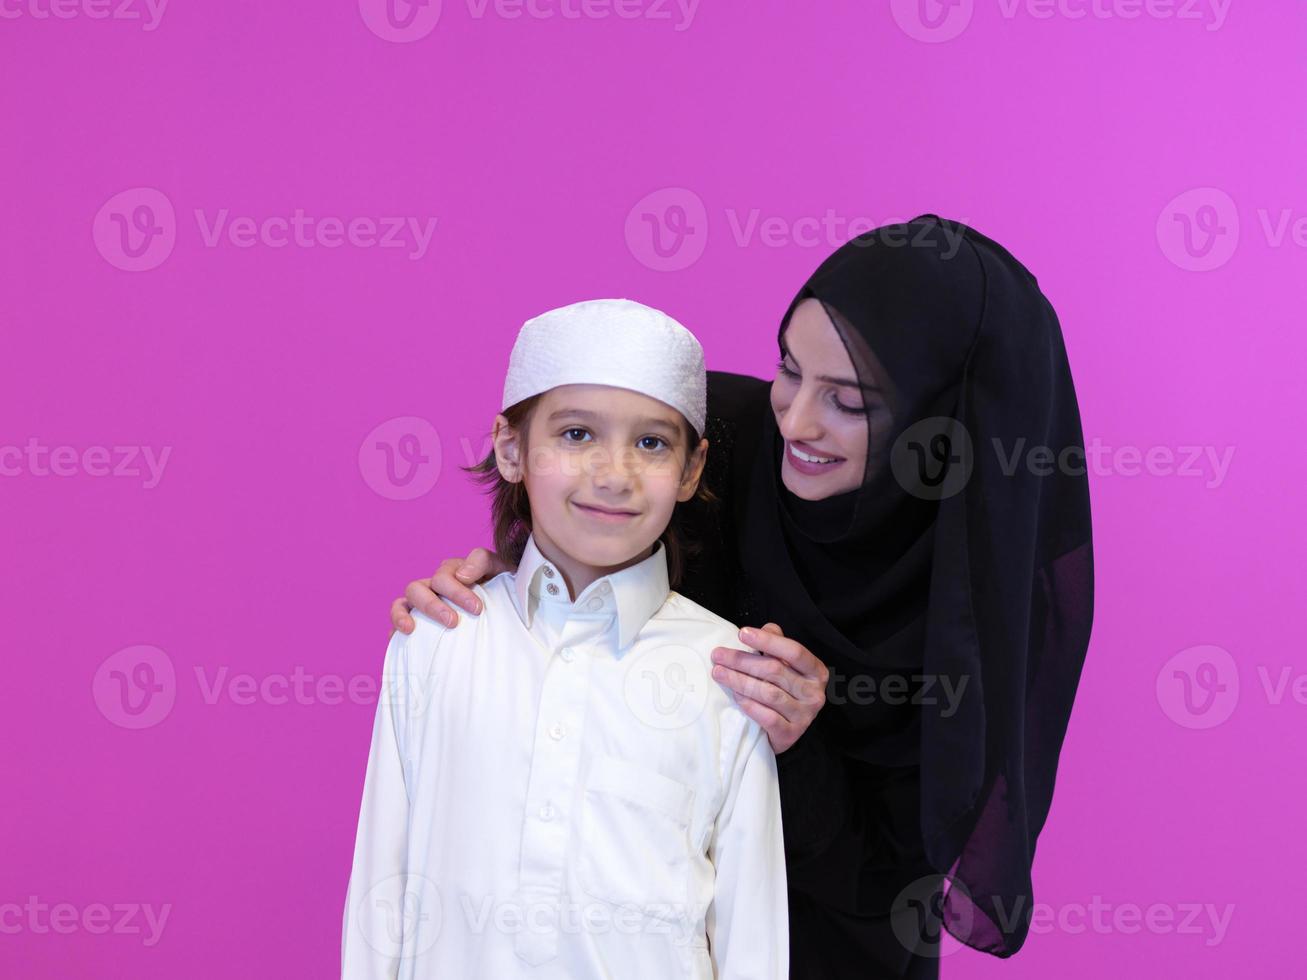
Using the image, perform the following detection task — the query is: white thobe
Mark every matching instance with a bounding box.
[342,534,788,979]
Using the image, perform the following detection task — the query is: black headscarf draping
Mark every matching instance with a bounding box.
[737,214,1094,957]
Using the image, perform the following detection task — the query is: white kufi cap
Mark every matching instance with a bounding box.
[501,298,706,434]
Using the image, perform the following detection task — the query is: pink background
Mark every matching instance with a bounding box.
[3,1,1302,976]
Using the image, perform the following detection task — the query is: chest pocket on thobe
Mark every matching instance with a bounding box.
[575,753,697,919]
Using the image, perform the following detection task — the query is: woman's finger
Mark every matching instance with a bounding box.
[739,623,829,683]
[711,662,797,716]
[727,689,797,754]
[711,645,805,701]
[389,596,416,635]
[456,547,513,584]
[404,575,463,628]
[431,559,485,616]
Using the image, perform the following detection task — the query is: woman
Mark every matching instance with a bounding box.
[390,215,1094,978]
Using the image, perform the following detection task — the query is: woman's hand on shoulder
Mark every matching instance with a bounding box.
[710,622,829,755]
[388,547,512,635]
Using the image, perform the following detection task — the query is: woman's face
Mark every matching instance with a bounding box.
[770,298,888,499]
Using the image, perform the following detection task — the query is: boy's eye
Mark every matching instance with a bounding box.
[562,428,668,451]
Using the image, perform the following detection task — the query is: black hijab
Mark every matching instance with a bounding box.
[737,214,1094,956]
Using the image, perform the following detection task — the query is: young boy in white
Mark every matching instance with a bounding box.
[342,299,787,979]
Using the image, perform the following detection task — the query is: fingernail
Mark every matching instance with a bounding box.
[740,628,756,641]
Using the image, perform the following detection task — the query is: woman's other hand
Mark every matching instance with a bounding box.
[388,547,512,634]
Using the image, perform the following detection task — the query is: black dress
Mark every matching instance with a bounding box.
[677,216,1093,976]
[678,371,942,980]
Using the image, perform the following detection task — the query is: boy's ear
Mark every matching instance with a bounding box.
[492,414,524,483]
[676,437,709,502]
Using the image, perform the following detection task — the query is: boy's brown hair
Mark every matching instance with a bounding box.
[460,394,717,589]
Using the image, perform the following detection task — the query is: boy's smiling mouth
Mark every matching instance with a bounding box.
[572,501,639,522]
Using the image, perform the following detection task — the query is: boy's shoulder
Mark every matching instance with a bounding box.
[393,607,451,656]
[653,591,750,656]
[653,592,771,744]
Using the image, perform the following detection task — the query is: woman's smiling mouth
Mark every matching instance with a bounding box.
[785,441,847,475]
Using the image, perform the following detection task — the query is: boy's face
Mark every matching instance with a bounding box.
[493,384,708,574]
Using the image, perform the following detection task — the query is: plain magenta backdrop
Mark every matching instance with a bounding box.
[3,0,1301,976]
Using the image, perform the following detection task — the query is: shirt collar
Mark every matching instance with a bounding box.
[511,533,670,652]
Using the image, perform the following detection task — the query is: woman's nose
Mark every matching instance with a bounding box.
[778,388,823,443]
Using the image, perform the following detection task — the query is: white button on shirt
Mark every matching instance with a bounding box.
[342,535,788,980]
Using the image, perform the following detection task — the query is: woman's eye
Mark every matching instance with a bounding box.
[776,356,867,416]
[562,428,590,442]
[638,436,669,452]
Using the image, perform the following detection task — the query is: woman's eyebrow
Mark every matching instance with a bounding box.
[781,344,882,393]
[546,408,680,433]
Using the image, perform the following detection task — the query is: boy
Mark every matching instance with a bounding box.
[342,298,787,979]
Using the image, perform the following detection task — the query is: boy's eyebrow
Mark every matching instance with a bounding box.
[547,407,680,434]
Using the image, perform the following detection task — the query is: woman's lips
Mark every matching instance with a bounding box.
[572,501,638,523]
[785,441,846,476]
